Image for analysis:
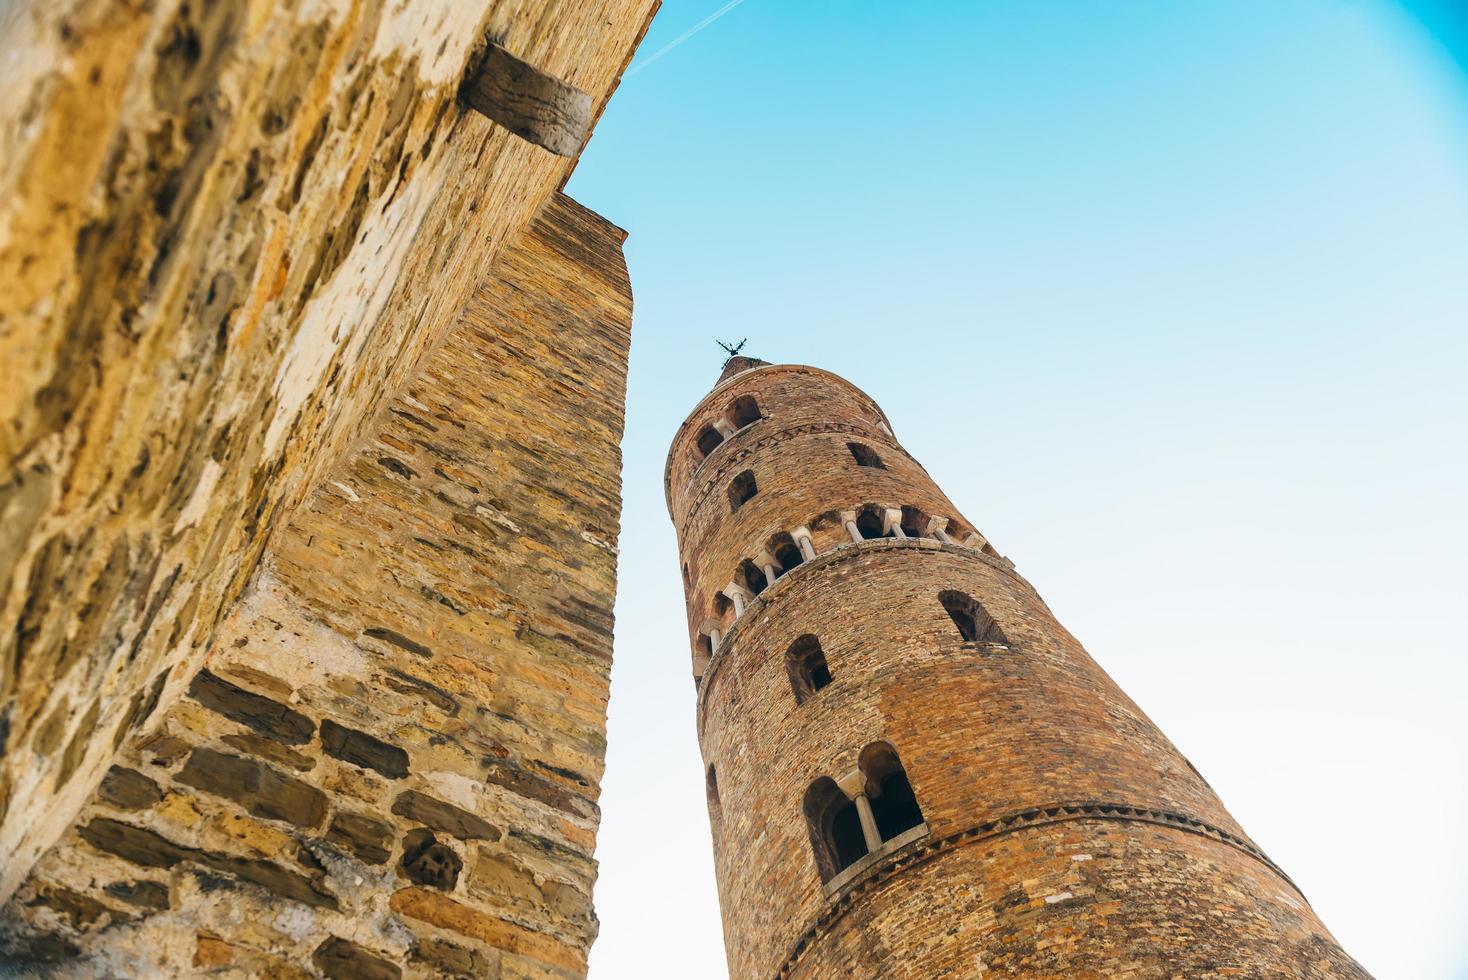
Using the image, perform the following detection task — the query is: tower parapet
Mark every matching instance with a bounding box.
[666,362,1368,978]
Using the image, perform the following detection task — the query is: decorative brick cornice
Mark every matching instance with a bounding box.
[696,539,1042,730]
[679,417,910,527]
[773,801,1304,980]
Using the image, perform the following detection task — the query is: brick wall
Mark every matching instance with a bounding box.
[0,194,631,978]
[0,0,656,899]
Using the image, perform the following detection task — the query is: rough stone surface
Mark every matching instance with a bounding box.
[1,193,632,977]
[667,364,1370,978]
[399,828,463,891]
[0,0,657,901]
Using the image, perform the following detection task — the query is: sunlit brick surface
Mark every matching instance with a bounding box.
[668,362,1367,979]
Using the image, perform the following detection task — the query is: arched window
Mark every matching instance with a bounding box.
[937,590,1008,644]
[859,743,924,841]
[706,765,721,819]
[729,395,762,429]
[728,470,758,511]
[739,559,768,597]
[803,778,867,882]
[770,533,804,575]
[695,424,724,459]
[713,591,733,620]
[786,635,832,704]
[693,632,713,674]
[847,442,884,469]
[900,506,929,539]
[855,507,891,540]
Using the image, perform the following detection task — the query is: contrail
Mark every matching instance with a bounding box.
[625,0,749,77]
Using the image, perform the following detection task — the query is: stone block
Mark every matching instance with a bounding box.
[312,936,401,980]
[326,812,393,866]
[320,720,408,779]
[391,790,498,841]
[187,670,314,745]
[175,748,326,829]
[97,767,164,810]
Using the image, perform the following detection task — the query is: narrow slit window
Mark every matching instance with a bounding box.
[728,470,758,511]
[938,590,1009,644]
[847,442,884,468]
[706,764,721,817]
[786,635,833,704]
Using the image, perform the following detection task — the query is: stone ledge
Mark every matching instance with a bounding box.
[773,801,1303,980]
[677,416,912,527]
[820,823,930,899]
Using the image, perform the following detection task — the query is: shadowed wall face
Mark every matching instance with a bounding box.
[0,195,633,977]
[667,364,1368,979]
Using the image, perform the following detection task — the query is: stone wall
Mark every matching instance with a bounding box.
[0,193,632,976]
[667,364,1367,978]
[0,0,656,902]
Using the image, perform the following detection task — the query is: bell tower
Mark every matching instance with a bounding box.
[665,359,1368,978]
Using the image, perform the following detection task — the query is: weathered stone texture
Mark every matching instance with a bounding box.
[0,193,632,976]
[0,0,656,901]
[668,364,1369,978]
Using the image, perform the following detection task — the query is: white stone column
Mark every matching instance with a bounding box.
[924,516,950,543]
[853,795,882,851]
[792,526,817,561]
[708,626,722,649]
[840,510,861,543]
[837,771,882,852]
[883,507,905,538]
[723,583,749,617]
[714,419,736,439]
[755,549,779,584]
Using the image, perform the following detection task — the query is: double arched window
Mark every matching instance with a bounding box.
[804,742,924,883]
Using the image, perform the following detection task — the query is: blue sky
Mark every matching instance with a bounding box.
[567,3,1468,976]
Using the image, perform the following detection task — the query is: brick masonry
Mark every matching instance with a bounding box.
[0,193,632,977]
[0,0,657,900]
[667,362,1370,978]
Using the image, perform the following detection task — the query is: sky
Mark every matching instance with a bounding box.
[565,2,1468,977]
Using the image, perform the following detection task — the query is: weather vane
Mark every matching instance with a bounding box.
[717,338,747,362]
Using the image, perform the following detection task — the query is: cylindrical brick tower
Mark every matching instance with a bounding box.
[666,358,1368,979]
